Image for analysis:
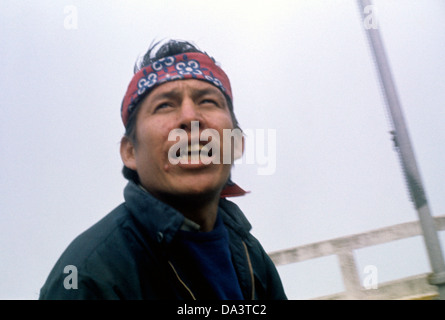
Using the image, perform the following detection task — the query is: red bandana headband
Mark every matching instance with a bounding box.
[121,52,233,127]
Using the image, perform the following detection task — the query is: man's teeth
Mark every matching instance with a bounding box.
[189,144,201,153]
[177,144,212,160]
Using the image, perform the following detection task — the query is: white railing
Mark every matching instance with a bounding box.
[268,215,445,299]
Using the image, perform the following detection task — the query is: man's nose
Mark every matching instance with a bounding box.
[178,98,204,131]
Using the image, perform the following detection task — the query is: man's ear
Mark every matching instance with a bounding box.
[120,136,137,170]
[233,133,244,161]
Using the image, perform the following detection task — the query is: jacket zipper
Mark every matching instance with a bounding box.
[168,261,196,300]
[168,242,255,300]
[242,241,256,300]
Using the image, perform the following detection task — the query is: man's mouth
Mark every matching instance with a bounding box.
[175,143,214,162]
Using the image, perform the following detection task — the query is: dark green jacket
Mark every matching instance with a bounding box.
[39,182,287,300]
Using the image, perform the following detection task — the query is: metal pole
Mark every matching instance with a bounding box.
[356,0,445,299]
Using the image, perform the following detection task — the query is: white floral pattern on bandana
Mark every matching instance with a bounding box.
[152,56,176,72]
[205,71,225,92]
[137,71,157,95]
[175,59,203,77]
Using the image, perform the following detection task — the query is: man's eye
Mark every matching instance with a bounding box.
[154,103,171,111]
[201,99,218,107]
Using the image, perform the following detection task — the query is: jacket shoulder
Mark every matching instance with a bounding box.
[39,203,137,299]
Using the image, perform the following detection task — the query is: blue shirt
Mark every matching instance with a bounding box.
[173,214,244,300]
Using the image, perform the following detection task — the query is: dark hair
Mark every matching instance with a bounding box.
[122,39,241,183]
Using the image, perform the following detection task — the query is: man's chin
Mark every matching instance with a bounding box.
[172,183,222,198]
[153,184,222,208]
[169,171,228,196]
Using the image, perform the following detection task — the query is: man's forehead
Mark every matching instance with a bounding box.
[148,79,226,100]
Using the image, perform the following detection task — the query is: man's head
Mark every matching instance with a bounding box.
[119,40,243,199]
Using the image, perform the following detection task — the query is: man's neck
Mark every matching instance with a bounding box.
[142,186,220,232]
[172,196,219,232]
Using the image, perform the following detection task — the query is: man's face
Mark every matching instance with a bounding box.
[121,79,237,198]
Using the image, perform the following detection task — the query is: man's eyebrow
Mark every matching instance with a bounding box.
[149,86,225,102]
[150,89,182,101]
[192,87,225,100]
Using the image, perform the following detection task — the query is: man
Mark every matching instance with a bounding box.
[39,40,286,300]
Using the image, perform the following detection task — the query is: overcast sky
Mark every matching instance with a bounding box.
[1,0,444,299]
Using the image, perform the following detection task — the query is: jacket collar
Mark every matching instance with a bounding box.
[218,197,252,239]
[123,181,252,245]
[124,181,184,245]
